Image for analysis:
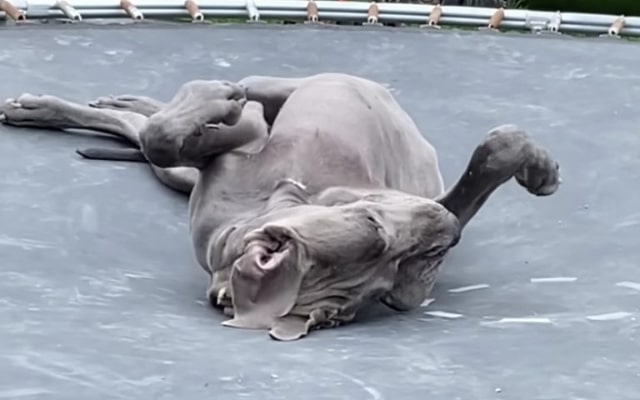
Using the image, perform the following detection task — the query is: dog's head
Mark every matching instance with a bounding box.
[221,186,461,341]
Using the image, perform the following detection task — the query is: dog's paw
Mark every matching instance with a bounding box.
[1,95,26,123]
[484,125,561,197]
[515,148,561,196]
[0,94,61,127]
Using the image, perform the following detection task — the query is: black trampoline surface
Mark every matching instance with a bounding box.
[1,22,639,399]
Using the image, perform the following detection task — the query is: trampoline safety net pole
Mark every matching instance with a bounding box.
[0,0,639,38]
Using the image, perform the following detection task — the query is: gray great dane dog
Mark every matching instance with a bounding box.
[0,72,561,341]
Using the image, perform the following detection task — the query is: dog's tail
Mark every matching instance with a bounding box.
[76,147,147,163]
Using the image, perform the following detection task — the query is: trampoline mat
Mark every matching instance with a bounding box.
[1,23,639,400]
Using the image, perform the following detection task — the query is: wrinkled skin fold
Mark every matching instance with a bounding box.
[0,73,561,341]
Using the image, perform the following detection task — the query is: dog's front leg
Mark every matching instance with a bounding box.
[1,93,146,146]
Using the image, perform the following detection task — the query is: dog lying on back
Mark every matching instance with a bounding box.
[0,72,560,340]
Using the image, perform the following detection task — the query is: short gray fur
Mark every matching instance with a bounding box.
[0,23,639,399]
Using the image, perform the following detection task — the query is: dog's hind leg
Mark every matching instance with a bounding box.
[87,75,307,129]
[86,75,310,129]
[1,93,198,195]
[1,93,145,145]
[436,125,561,229]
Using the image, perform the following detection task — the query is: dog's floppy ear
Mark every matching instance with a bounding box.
[268,315,310,341]
[223,225,307,331]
